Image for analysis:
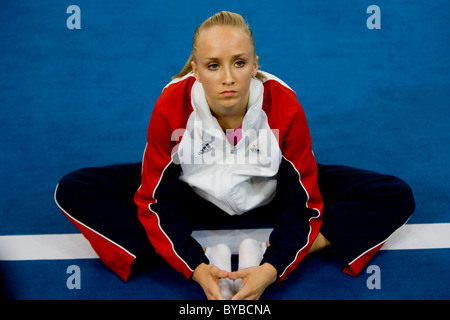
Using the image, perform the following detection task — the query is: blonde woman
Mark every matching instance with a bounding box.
[55,11,415,300]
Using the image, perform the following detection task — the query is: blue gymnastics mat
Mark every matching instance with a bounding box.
[1,0,449,301]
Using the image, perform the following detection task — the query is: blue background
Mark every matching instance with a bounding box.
[1,0,449,299]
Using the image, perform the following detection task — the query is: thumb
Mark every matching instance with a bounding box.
[228,269,247,280]
[211,265,230,279]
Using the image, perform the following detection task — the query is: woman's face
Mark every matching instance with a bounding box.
[191,25,259,117]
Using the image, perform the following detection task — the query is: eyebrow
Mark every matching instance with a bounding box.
[203,53,249,61]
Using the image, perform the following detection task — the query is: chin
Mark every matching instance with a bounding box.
[219,97,243,108]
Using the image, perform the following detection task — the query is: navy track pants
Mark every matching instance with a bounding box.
[55,163,415,281]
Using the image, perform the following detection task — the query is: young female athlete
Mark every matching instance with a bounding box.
[54,11,415,300]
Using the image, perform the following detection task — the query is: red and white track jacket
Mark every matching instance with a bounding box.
[134,71,323,281]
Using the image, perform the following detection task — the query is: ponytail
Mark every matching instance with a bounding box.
[172,53,194,80]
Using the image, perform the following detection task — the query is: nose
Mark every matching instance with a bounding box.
[222,66,235,86]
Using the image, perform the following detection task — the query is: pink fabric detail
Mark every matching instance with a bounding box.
[225,125,243,146]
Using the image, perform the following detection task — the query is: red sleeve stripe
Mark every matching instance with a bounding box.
[278,156,322,281]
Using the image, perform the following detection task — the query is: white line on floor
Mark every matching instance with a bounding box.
[0,223,449,261]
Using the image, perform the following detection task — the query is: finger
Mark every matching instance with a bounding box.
[232,285,261,301]
[230,273,250,301]
[231,284,252,300]
[204,276,224,300]
[208,285,224,300]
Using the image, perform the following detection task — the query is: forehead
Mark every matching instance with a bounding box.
[195,25,254,58]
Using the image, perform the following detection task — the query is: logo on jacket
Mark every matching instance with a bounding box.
[249,143,262,155]
[198,143,213,155]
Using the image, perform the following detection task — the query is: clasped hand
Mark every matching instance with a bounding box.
[192,262,277,300]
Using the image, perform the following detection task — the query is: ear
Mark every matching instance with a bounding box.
[252,55,259,77]
[191,60,201,82]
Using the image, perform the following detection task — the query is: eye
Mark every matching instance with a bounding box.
[207,63,219,71]
[235,60,246,68]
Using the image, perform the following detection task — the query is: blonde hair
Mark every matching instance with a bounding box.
[172,11,265,80]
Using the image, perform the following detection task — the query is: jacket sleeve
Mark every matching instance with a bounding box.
[134,94,208,280]
[261,100,323,281]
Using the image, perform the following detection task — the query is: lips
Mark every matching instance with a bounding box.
[221,90,237,97]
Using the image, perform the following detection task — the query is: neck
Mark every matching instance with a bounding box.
[215,114,244,131]
[209,105,246,131]
[208,96,248,131]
